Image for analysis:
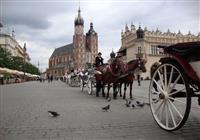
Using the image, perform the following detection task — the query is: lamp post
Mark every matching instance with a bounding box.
[23,43,26,81]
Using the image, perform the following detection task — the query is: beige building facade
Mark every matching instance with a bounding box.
[119,24,200,79]
[0,32,30,62]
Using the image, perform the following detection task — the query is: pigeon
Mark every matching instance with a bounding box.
[102,105,110,111]
[136,101,145,107]
[125,99,131,107]
[107,97,111,102]
[144,102,150,106]
[132,104,135,108]
[48,111,60,117]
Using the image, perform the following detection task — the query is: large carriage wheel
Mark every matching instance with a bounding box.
[87,79,93,95]
[149,62,191,131]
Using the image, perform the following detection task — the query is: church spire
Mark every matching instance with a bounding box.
[74,4,84,26]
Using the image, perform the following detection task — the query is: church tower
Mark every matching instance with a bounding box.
[73,6,86,69]
[86,22,98,64]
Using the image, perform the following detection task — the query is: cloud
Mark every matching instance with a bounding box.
[1,0,199,71]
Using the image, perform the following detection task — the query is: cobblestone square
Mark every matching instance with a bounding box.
[0,81,200,140]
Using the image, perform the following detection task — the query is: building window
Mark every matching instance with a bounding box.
[151,45,158,55]
[138,46,142,54]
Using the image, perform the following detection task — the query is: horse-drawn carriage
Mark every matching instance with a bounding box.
[79,57,147,98]
[68,73,80,87]
[149,41,200,131]
[89,57,147,98]
[79,68,96,94]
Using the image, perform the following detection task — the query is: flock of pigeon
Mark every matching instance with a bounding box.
[48,97,149,117]
[101,97,150,112]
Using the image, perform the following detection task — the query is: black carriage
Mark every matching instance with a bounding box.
[149,42,200,131]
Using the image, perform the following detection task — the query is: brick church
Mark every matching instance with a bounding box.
[47,7,98,78]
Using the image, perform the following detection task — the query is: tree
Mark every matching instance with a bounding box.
[0,46,40,75]
[0,46,13,68]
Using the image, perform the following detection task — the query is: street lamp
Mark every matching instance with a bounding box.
[23,43,26,81]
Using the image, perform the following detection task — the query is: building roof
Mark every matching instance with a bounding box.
[51,62,69,69]
[51,43,73,58]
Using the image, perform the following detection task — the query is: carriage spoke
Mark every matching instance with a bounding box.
[167,67,174,91]
[159,100,166,122]
[164,65,167,90]
[169,88,185,96]
[169,75,181,93]
[157,70,165,90]
[153,79,165,93]
[165,101,169,127]
[151,89,160,94]
[154,100,164,115]
[167,100,177,128]
[168,97,186,104]
[168,99,183,119]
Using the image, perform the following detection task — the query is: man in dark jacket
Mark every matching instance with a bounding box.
[95,52,104,67]
[95,52,104,97]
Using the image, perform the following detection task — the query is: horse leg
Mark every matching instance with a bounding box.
[113,84,117,99]
[106,84,110,99]
[123,83,127,99]
[119,83,122,97]
[129,82,133,99]
[96,81,100,97]
[102,82,105,97]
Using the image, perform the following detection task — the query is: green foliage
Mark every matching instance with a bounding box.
[0,46,40,75]
[0,46,13,68]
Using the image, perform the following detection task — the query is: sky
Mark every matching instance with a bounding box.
[0,0,199,72]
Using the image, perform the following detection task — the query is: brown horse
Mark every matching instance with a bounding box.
[96,58,146,99]
[118,59,147,99]
[95,58,122,97]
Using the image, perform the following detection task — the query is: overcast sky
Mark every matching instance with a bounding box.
[1,0,199,71]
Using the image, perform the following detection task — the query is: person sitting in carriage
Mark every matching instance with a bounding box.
[95,52,104,67]
[95,52,105,97]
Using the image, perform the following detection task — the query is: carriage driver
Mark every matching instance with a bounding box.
[95,52,105,97]
[95,52,104,67]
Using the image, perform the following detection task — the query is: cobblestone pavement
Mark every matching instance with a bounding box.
[0,80,200,140]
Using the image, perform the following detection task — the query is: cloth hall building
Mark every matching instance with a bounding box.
[47,7,98,78]
[118,24,200,79]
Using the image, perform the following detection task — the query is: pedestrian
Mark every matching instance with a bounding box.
[50,75,53,82]
[137,74,141,86]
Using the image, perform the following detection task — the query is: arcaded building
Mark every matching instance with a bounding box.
[47,7,98,78]
[118,23,200,79]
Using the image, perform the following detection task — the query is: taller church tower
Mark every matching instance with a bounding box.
[73,6,86,69]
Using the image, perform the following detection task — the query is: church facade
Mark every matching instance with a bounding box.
[119,24,200,79]
[47,7,98,78]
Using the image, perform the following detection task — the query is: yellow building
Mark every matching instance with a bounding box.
[119,24,200,79]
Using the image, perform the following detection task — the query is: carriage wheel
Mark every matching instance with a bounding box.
[87,80,93,95]
[80,79,84,92]
[149,62,191,131]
